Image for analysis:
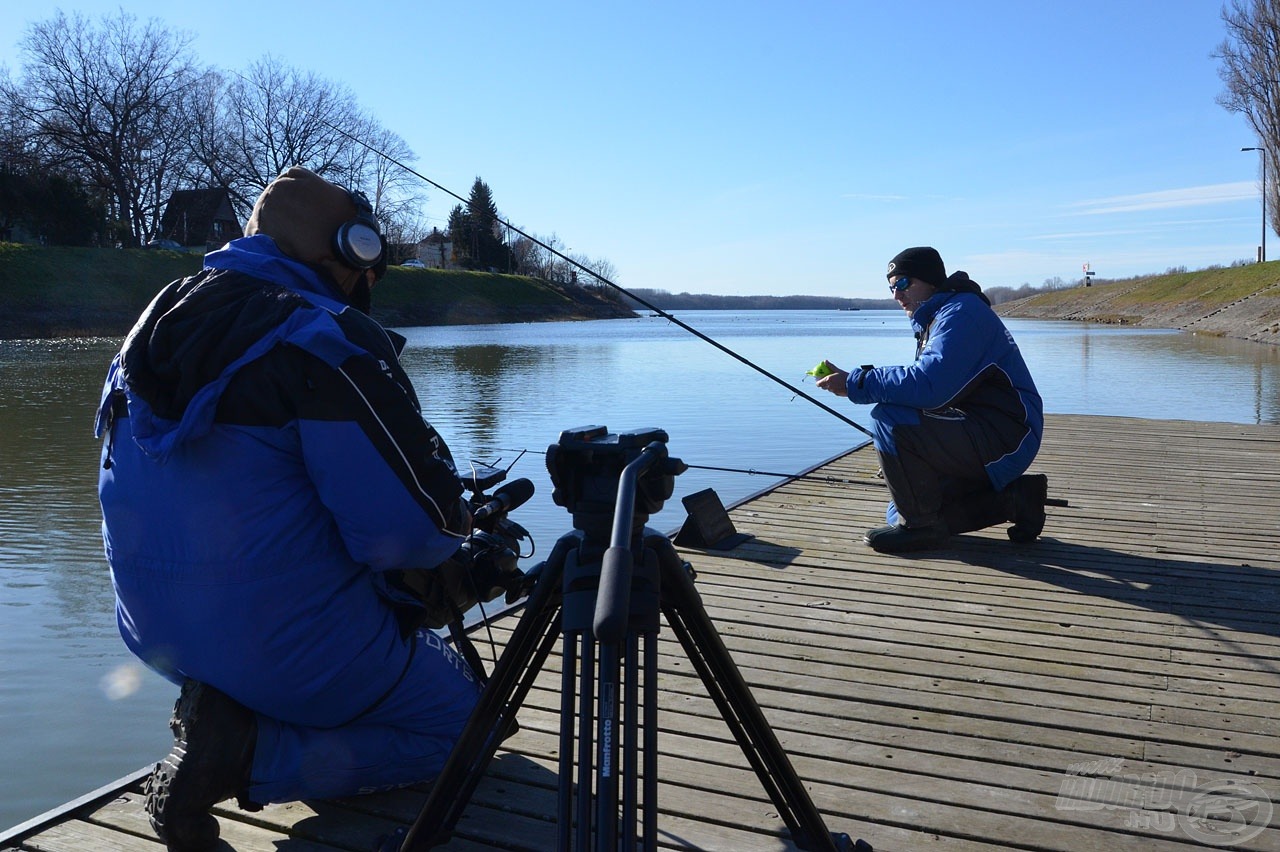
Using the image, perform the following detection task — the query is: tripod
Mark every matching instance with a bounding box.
[384,428,869,852]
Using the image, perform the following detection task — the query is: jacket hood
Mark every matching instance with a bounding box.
[935,270,991,305]
[97,236,356,461]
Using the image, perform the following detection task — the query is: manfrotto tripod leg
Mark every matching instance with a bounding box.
[648,533,870,852]
[596,629,657,852]
[594,543,662,852]
[564,624,594,851]
[388,541,570,852]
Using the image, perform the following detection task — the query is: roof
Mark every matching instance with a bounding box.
[158,189,242,247]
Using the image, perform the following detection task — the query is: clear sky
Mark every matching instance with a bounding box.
[1,1,1263,299]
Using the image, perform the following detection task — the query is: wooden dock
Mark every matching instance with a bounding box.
[4,413,1279,851]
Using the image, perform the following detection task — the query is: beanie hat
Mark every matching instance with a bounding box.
[245,166,364,268]
[886,246,947,288]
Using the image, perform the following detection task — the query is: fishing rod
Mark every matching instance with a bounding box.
[310,117,875,439]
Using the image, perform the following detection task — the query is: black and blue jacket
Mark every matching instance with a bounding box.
[847,288,1043,491]
[95,235,466,720]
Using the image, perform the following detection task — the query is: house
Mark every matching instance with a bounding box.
[157,188,242,251]
[418,227,455,269]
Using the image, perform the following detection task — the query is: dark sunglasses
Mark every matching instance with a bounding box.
[888,276,912,293]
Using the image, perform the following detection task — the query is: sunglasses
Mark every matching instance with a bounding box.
[888,276,913,293]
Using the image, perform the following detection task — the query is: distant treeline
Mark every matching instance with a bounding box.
[621,282,1071,311]
[621,289,897,311]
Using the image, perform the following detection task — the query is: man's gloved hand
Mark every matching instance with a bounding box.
[387,532,521,632]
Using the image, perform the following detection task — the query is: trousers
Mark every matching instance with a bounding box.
[246,629,481,803]
[870,403,1027,532]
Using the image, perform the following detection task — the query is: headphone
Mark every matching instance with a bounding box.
[332,189,385,271]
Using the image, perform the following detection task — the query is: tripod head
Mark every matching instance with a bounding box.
[545,425,686,547]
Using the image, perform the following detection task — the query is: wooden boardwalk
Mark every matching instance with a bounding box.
[4,413,1280,851]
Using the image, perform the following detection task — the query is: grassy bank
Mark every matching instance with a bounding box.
[998,262,1280,345]
[0,243,632,340]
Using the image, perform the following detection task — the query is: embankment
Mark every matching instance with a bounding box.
[997,262,1280,346]
[0,243,633,340]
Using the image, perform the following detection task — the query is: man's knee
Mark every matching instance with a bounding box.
[870,403,920,453]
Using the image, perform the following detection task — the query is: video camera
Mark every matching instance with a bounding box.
[388,462,536,633]
[459,462,536,602]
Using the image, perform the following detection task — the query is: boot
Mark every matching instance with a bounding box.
[1006,474,1049,542]
[864,521,950,554]
[144,680,257,851]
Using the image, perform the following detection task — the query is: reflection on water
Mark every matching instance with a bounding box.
[1,311,1278,829]
[1014,321,1280,425]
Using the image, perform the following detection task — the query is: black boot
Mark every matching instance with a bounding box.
[1006,474,1049,542]
[144,680,257,851]
[864,521,950,553]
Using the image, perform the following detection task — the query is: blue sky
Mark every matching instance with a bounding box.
[1,1,1262,299]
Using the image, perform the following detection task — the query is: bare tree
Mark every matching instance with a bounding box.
[581,256,619,290]
[0,69,40,171]
[359,122,429,246]
[1217,0,1280,237]
[203,56,366,216]
[183,67,236,191]
[11,10,202,246]
[193,56,426,233]
[508,229,542,276]
[517,231,566,281]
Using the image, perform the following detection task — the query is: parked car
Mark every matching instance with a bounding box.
[144,238,183,250]
[400,258,426,268]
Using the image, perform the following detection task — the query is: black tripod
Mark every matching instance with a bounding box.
[383,427,870,852]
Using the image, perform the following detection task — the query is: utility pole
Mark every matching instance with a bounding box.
[1243,146,1267,262]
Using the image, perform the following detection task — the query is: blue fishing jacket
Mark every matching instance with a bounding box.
[95,235,467,723]
[847,289,1043,490]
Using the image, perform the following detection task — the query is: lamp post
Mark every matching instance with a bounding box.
[1243,146,1267,262]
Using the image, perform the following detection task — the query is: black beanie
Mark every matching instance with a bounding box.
[886,246,947,288]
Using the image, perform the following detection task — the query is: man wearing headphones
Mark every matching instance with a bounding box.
[816,246,1047,554]
[96,167,480,850]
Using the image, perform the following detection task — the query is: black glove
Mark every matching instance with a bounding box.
[386,533,522,633]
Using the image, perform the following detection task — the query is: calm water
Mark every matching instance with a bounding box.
[2,310,1278,830]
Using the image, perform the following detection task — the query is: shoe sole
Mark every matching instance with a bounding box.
[1008,474,1048,542]
[144,681,222,851]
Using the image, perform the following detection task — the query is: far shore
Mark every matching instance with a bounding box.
[4,243,1279,345]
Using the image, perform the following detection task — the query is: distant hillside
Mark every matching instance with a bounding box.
[0,243,632,340]
[997,263,1280,346]
[623,288,896,311]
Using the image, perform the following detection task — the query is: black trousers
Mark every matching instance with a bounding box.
[871,403,1018,532]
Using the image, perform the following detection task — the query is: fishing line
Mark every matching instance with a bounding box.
[482,446,884,489]
[289,101,875,439]
[684,462,885,488]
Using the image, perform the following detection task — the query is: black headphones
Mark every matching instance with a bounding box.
[332,189,385,271]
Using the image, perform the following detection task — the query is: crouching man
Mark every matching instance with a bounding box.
[96,167,480,850]
[816,246,1049,553]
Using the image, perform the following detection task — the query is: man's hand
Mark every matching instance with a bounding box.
[815,361,849,397]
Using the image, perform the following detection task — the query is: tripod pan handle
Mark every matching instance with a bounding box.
[594,545,632,643]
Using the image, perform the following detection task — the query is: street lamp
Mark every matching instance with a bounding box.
[1243,146,1267,262]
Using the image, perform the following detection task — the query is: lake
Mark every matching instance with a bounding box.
[2,309,1278,830]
